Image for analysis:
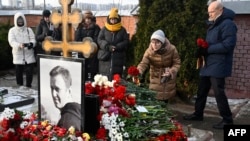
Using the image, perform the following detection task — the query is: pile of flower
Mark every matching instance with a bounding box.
[86,74,188,140]
[0,72,187,140]
[0,108,90,141]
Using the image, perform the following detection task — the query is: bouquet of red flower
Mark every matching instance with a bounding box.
[127,66,140,85]
[196,38,208,69]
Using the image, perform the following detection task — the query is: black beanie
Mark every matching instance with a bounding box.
[43,10,51,17]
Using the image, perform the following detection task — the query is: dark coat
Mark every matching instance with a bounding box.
[57,102,82,131]
[75,22,100,81]
[200,7,237,77]
[75,23,100,43]
[97,26,129,79]
[35,19,51,54]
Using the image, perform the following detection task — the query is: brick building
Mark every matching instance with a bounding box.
[0,2,249,98]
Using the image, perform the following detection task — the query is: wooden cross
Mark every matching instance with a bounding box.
[42,0,97,58]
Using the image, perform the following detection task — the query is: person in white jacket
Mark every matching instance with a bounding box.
[8,12,36,88]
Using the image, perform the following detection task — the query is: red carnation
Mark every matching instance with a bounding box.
[96,126,107,140]
[128,66,140,76]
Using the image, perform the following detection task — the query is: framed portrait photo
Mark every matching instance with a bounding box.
[37,54,85,131]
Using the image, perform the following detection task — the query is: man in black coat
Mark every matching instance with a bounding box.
[183,1,237,129]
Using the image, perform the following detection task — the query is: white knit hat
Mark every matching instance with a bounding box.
[151,30,165,44]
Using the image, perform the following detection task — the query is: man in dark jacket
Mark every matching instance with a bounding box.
[183,1,237,129]
[49,65,82,131]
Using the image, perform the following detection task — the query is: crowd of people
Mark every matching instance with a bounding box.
[7,0,237,130]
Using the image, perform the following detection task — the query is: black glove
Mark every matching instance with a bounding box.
[200,47,208,56]
[23,43,29,47]
[27,42,33,49]
[47,30,53,36]
[195,48,207,58]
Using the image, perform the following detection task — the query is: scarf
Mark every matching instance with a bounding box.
[104,22,122,32]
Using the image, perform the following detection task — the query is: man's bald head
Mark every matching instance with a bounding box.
[208,1,223,21]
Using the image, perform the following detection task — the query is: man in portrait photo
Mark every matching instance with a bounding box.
[39,56,84,131]
[49,65,82,131]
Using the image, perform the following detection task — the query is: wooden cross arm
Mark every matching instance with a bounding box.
[43,37,97,58]
[42,37,63,51]
[69,40,98,58]
[69,8,82,29]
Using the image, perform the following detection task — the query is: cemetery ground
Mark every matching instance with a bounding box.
[0,67,250,141]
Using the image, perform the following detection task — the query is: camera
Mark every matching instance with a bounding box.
[23,43,30,47]
[160,75,170,83]
[23,43,33,49]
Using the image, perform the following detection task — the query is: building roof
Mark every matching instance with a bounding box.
[0,9,135,17]
[223,1,250,14]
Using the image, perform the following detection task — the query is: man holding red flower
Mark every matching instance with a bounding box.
[184,1,237,129]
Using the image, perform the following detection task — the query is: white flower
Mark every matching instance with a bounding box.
[20,121,29,129]
[110,128,118,135]
[22,111,33,119]
[115,133,123,141]
[0,108,15,120]
[109,113,118,121]
[91,81,97,87]
[119,121,125,127]
[104,81,113,88]
[94,74,102,82]
[110,120,117,128]
[123,132,129,138]
[100,75,108,83]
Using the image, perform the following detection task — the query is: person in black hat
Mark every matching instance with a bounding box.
[35,9,54,55]
[75,10,100,81]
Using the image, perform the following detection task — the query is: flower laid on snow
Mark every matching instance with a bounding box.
[1,73,188,140]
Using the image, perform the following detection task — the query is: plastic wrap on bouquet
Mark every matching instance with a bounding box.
[196,56,205,69]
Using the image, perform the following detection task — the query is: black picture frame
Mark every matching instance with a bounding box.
[37,54,85,131]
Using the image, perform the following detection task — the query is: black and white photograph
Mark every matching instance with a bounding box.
[38,55,84,131]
